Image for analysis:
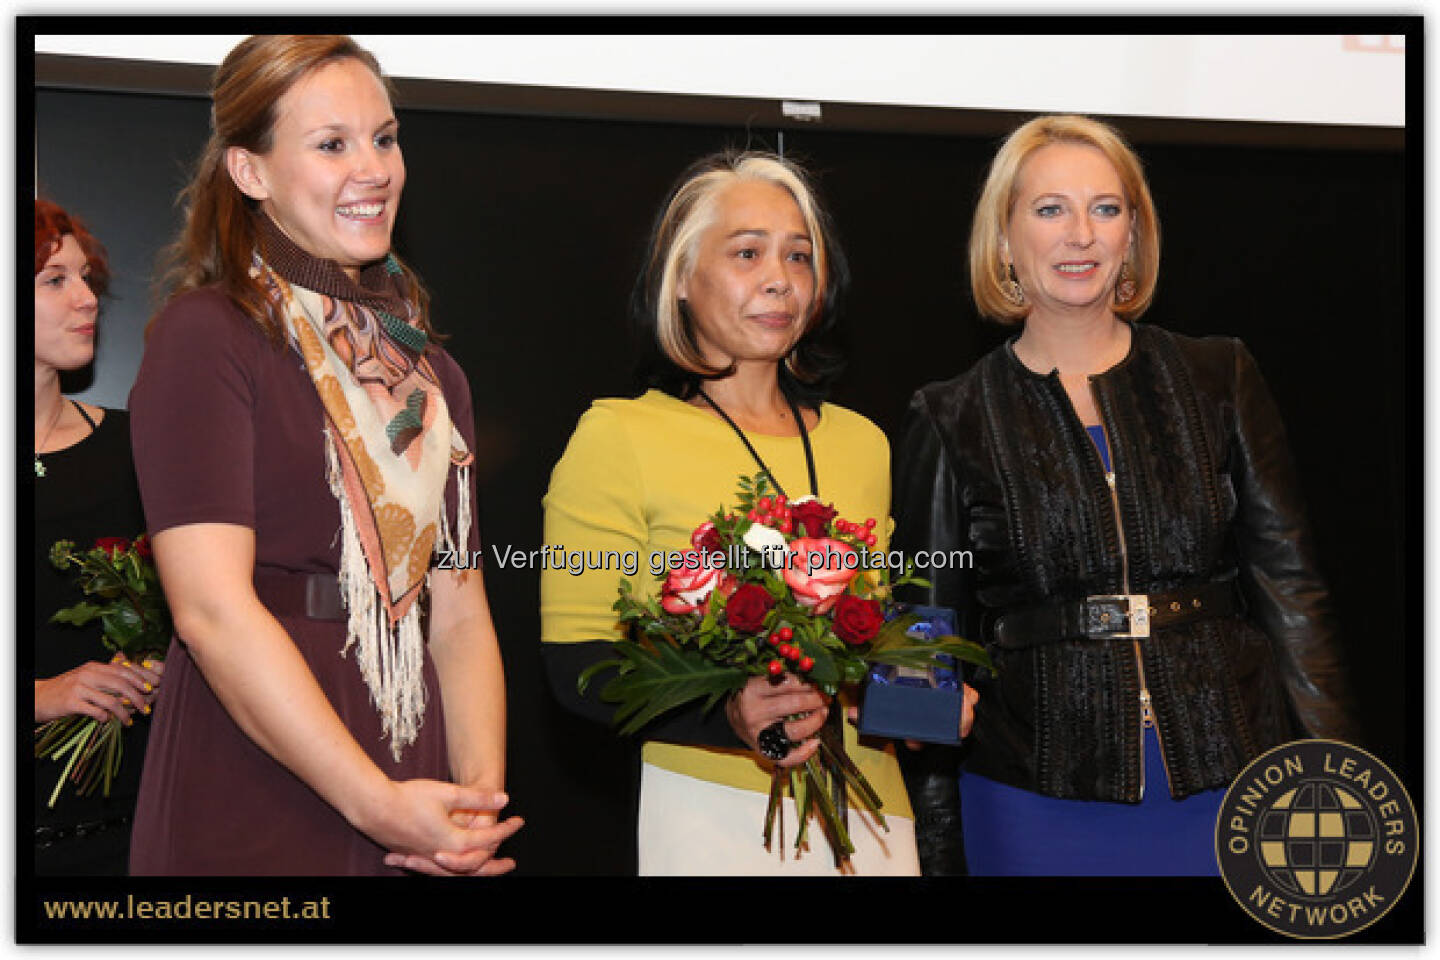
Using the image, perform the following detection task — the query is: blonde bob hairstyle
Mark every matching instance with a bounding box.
[969,114,1160,324]
[633,150,847,404]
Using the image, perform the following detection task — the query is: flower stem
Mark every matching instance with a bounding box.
[48,721,96,808]
[790,767,808,855]
[803,754,856,864]
[763,768,784,851]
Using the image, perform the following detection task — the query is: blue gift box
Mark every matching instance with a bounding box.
[857,605,964,746]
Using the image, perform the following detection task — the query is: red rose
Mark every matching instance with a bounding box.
[783,537,860,614]
[133,535,153,560]
[789,499,838,538]
[94,537,130,555]
[724,583,775,633]
[831,594,884,645]
[690,520,723,555]
[660,551,726,615]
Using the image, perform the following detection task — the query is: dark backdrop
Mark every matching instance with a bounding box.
[34,72,1412,882]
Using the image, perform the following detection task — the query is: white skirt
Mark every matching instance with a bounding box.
[637,761,919,876]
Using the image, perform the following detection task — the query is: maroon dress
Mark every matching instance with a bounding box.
[127,287,478,875]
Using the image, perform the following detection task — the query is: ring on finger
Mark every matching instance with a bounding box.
[757,720,795,761]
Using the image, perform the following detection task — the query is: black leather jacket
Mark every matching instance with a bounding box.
[892,323,1358,873]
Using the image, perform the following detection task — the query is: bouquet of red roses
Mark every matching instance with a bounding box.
[36,535,171,807]
[580,473,991,865]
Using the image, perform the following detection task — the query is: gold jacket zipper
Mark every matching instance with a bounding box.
[1092,390,1172,800]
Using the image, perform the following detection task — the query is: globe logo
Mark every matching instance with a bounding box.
[1217,740,1418,939]
[1257,779,1377,897]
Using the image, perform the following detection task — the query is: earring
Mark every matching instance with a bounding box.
[1116,260,1137,303]
[1001,263,1026,306]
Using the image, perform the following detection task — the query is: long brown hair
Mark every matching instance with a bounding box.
[155,35,431,341]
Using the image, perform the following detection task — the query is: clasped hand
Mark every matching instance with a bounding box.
[372,780,524,876]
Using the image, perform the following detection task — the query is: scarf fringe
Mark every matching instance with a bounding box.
[325,429,427,763]
[438,461,473,559]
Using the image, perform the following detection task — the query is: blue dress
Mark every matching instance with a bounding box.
[958,427,1226,876]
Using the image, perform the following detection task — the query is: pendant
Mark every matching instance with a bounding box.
[34,456,45,478]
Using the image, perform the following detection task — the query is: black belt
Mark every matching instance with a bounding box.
[253,571,345,622]
[35,814,132,850]
[993,580,1240,650]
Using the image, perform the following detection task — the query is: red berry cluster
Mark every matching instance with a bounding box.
[834,516,879,548]
[747,495,794,535]
[763,625,815,676]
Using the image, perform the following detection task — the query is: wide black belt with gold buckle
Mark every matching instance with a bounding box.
[992,580,1240,650]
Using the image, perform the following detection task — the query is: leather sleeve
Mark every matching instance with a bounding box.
[542,640,747,750]
[890,388,970,875]
[1228,341,1362,743]
[892,389,974,615]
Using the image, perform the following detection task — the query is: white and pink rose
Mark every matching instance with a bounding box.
[660,550,732,615]
[783,537,860,615]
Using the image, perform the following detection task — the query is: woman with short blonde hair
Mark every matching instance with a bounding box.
[969,114,1160,324]
[894,114,1354,876]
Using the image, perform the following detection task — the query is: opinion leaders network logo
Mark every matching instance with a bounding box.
[1216,739,1417,939]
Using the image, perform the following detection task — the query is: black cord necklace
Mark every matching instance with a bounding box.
[695,388,818,499]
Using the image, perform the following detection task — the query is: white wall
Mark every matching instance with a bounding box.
[34,32,1405,128]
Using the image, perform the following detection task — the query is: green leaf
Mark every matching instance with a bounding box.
[577,656,625,696]
[761,573,788,600]
[50,602,103,627]
[840,657,870,684]
[794,634,840,686]
[866,614,923,651]
[595,642,747,735]
[698,589,720,634]
[49,540,76,569]
[100,605,144,647]
[867,637,995,673]
[81,562,128,597]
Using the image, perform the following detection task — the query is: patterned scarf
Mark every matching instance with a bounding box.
[256,216,473,761]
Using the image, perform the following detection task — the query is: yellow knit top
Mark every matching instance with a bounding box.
[540,389,911,819]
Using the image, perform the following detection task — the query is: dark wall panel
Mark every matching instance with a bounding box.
[35,89,210,401]
[32,84,1412,878]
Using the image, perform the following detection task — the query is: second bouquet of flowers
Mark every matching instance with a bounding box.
[37,535,171,807]
[580,473,991,866]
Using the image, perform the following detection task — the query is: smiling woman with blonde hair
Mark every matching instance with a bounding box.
[893,114,1357,876]
[126,34,519,876]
